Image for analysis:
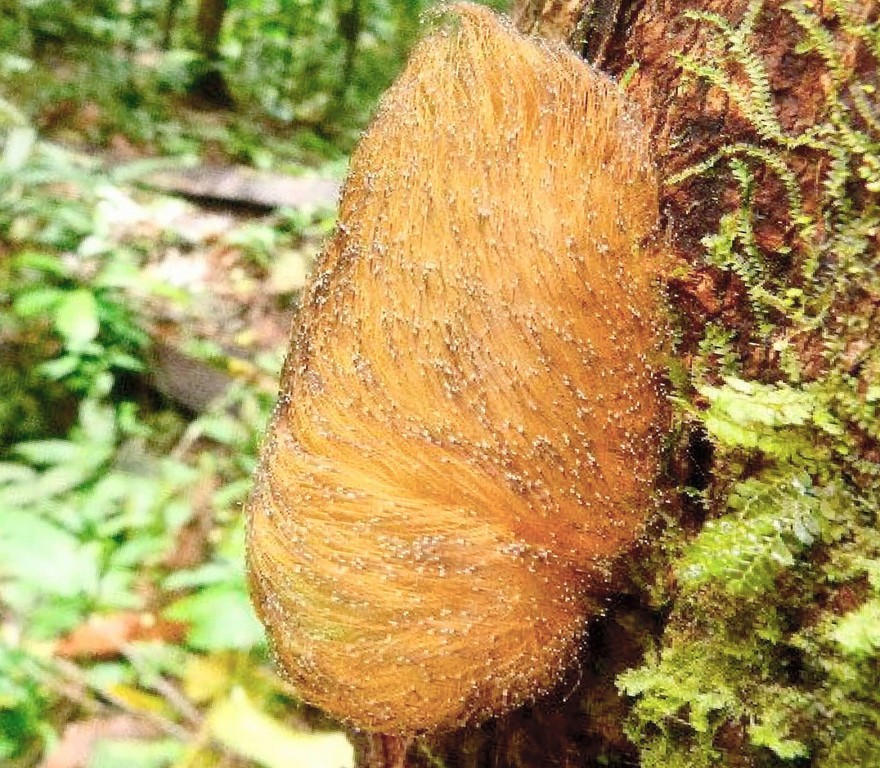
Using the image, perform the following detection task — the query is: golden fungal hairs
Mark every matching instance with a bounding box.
[247,2,664,733]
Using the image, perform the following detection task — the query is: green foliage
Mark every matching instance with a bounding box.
[677,2,820,150]
[673,2,880,322]
[206,688,354,768]
[1,0,417,760]
[0,398,199,637]
[0,0,470,160]
[164,509,265,652]
[0,648,52,762]
[621,407,880,766]
[621,1,880,765]
[0,124,318,764]
[0,128,150,446]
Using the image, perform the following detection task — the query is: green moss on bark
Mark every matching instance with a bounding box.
[619,2,880,765]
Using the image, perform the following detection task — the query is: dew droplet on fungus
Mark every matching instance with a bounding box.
[246,1,665,733]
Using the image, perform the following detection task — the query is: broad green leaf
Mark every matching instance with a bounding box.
[164,587,264,651]
[89,738,183,768]
[13,439,79,466]
[0,510,99,597]
[94,568,139,609]
[110,536,166,568]
[163,563,236,591]
[198,413,248,446]
[14,250,70,277]
[2,126,36,172]
[832,599,880,656]
[77,234,111,258]
[54,289,100,346]
[208,688,354,768]
[107,351,145,372]
[79,399,117,445]
[38,355,82,380]
[0,463,93,506]
[0,462,36,485]
[90,371,115,398]
[13,286,64,317]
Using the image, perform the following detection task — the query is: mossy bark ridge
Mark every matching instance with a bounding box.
[246,2,665,734]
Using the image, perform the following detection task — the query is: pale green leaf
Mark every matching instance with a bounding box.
[89,738,183,768]
[208,688,354,768]
[13,439,79,465]
[0,463,93,506]
[55,289,100,346]
[13,286,64,317]
[0,510,99,597]
[0,462,36,485]
[164,586,264,651]
[79,399,117,445]
[2,126,36,172]
[832,599,880,656]
[749,720,809,759]
[38,355,82,380]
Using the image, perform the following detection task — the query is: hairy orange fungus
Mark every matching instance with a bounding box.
[246,3,664,733]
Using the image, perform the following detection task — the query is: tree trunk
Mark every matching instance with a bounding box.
[333,0,363,103]
[161,0,184,49]
[196,0,227,60]
[352,0,880,765]
[190,0,234,108]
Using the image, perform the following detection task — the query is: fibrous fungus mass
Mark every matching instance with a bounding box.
[246,2,664,734]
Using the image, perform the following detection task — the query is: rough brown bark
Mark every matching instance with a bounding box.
[601,0,874,368]
[345,1,877,766]
[613,0,834,366]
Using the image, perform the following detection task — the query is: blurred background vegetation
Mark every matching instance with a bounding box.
[0,1,496,765]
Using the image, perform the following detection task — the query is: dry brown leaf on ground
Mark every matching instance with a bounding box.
[55,612,187,659]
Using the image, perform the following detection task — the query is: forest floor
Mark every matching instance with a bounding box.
[1,125,358,768]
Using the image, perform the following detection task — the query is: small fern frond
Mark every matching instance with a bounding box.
[667,143,806,226]
[739,0,766,38]
[851,84,880,137]
[783,1,847,90]
[664,149,726,186]
[826,0,880,60]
